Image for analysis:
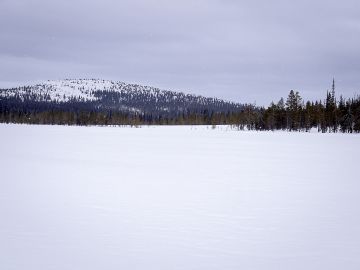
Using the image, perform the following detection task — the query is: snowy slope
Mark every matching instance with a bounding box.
[0,79,243,115]
[1,124,359,270]
[0,79,166,102]
[0,79,239,105]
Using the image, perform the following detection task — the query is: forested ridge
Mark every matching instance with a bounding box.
[1,79,359,132]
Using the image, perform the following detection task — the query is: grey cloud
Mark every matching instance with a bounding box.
[1,0,360,105]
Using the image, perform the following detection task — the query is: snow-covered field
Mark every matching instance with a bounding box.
[1,124,359,270]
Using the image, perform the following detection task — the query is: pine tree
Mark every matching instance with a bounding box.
[325,79,338,132]
[286,90,302,130]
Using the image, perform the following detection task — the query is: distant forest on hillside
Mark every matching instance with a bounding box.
[1,80,359,133]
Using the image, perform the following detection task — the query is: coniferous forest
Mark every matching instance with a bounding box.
[1,79,359,133]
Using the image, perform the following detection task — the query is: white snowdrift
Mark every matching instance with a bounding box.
[0,124,359,270]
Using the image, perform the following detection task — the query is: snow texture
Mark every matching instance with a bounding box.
[0,124,359,270]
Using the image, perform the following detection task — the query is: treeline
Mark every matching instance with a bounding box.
[0,98,251,126]
[1,83,359,133]
[260,89,360,133]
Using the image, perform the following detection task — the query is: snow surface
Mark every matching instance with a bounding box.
[1,124,360,270]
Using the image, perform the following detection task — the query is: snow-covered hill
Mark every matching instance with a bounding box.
[1,79,196,102]
[0,79,243,114]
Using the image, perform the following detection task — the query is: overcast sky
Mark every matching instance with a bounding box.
[1,0,360,105]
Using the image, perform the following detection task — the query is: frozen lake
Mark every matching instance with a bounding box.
[1,124,359,270]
